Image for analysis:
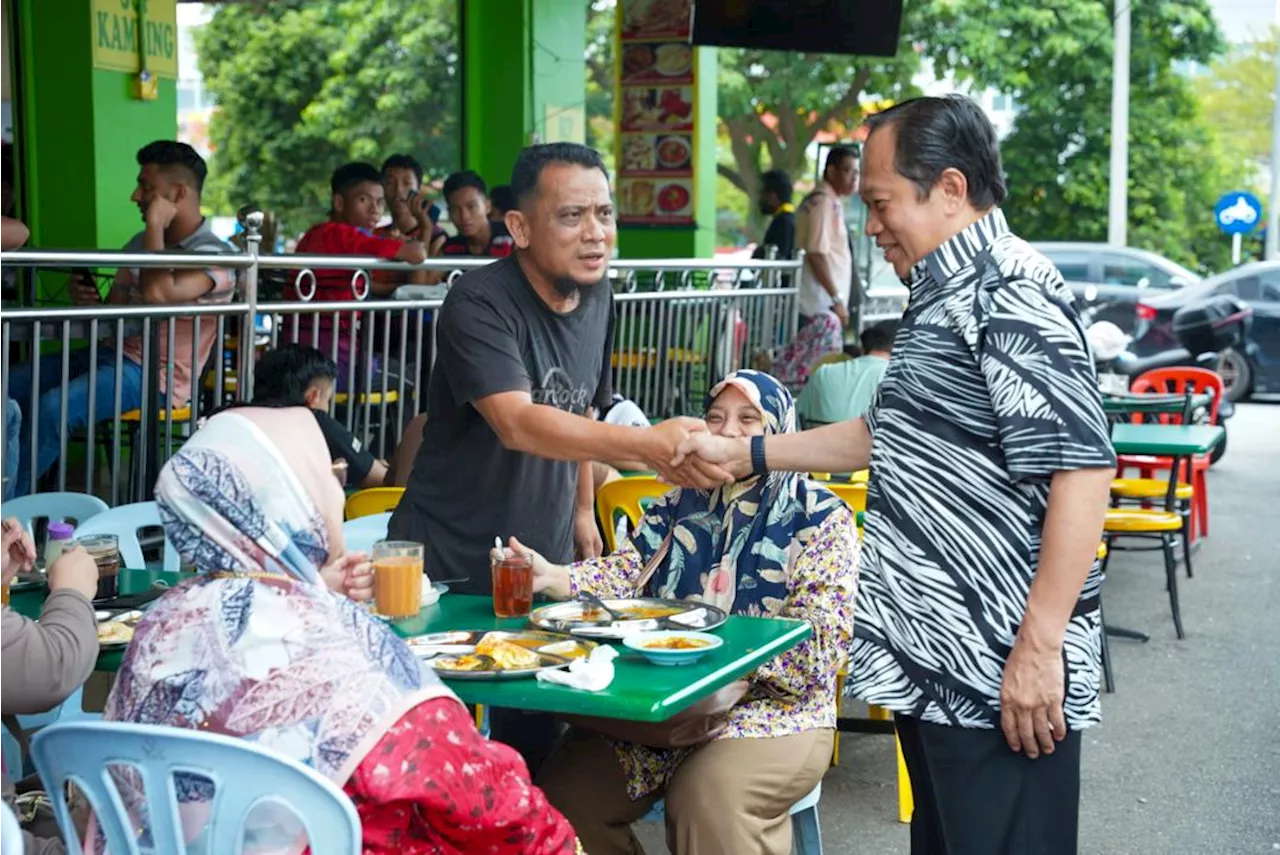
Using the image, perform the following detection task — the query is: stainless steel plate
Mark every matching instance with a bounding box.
[408,630,597,681]
[529,598,727,639]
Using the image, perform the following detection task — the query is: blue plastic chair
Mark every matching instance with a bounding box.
[3,686,103,780]
[341,511,392,555]
[3,491,109,537]
[643,780,824,854]
[30,721,362,855]
[72,501,179,573]
[1,801,23,855]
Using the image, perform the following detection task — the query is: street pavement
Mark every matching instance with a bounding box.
[637,399,1280,854]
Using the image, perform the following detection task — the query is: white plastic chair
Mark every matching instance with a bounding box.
[71,501,179,573]
[30,721,362,855]
[643,780,824,854]
[1,801,23,855]
[3,491,109,536]
[341,511,391,555]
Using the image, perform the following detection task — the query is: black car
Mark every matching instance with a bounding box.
[1131,260,1280,401]
[1032,242,1201,332]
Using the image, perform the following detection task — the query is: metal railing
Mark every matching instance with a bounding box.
[2,227,801,502]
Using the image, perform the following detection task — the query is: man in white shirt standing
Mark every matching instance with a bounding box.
[772,146,859,390]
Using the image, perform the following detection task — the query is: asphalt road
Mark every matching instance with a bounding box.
[637,400,1280,854]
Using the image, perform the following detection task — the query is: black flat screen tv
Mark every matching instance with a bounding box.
[692,0,903,58]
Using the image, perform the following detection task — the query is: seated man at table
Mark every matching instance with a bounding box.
[250,344,391,489]
[796,319,897,426]
[2,521,100,853]
[507,370,858,855]
[7,140,235,496]
[439,170,515,259]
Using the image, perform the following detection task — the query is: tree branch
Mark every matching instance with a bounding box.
[717,163,746,191]
[813,67,873,138]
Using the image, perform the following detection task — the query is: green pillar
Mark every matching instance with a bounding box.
[17,0,178,260]
[461,0,587,190]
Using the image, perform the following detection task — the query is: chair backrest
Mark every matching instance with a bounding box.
[3,491,109,538]
[1130,367,1223,425]
[341,512,392,555]
[344,487,405,520]
[825,482,868,513]
[72,502,179,573]
[596,476,670,554]
[1,800,22,855]
[30,721,361,855]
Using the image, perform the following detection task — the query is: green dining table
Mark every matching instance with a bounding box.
[387,594,811,722]
[1109,423,1225,457]
[10,577,811,724]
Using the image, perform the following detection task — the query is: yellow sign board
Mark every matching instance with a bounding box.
[91,0,178,79]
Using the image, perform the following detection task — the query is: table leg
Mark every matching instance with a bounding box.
[1105,624,1150,643]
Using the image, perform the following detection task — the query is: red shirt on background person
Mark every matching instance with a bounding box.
[439,170,515,259]
[291,163,428,367]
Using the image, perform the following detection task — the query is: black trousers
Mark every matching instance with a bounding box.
[488,707,564,778]
[895,715,1082,855]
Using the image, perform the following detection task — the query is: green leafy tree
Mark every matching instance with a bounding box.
[1196,30,1277,190]
[926,0,1236,272]
[197,0,460,237]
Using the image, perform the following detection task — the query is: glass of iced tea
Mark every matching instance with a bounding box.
[77,534,122,601]
[372,541,424,619]
[491,548,533,619]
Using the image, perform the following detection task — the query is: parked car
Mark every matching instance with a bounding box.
[1131,260,1280,401]
[1032,242,1201,332]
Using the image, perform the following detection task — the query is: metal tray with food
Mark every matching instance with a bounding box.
[529,598,726,639]
[407,630,598,681]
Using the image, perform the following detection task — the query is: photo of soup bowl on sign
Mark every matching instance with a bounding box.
[656,181,692,215]
[656,135,692,170]
[654,43,693,77]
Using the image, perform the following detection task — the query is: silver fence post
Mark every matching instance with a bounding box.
[238,207,264,403]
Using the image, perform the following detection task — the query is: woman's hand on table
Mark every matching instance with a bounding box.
[47,546,99,600]
[322,552,375,603]
[1,517,36,584]
[494,537,571,601]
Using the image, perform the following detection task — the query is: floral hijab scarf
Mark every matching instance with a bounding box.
[105,412,453,794]
[631,370,843,615]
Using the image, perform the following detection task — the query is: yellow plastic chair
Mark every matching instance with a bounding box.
[1102,507,1187,638]
[344,486,405,521]
[832,671,914,824]
[595,476,670,554]
[810,469,870,484]
[333,390,400,406]
[825,481,868,514]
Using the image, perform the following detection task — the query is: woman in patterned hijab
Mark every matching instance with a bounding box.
[101,406,580,855]
[517,370,859,855]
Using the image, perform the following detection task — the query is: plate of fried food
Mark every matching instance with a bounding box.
[408,630,597,680]
[95,609,144,649]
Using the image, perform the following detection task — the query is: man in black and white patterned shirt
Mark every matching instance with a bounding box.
[674,95,1115,854]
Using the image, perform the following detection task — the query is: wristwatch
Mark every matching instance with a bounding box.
[750,435,767,476]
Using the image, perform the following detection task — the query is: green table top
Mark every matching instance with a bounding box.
[1110,423,1225,456]
[387,595,811,722]
[1102,392,1213,415]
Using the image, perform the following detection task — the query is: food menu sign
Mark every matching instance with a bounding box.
[616,0,695,226]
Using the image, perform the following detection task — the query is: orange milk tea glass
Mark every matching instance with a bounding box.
[372,541,424,619]
[491,548,533,619]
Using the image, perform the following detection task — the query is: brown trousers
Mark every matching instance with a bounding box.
[537,728,834,855]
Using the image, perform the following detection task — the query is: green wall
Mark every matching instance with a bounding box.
[461,0,586,190]
[17,0,177,260]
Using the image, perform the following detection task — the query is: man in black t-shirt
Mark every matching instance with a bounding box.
[390,144,723,590]
[253,345,389,489]
[752,168,797,262]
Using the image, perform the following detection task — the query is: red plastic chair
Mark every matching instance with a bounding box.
[1116,367,1222,540]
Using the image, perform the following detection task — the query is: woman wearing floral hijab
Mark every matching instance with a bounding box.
[102,406,580,855]
[513,370,858,855]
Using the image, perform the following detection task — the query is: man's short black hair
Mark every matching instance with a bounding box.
[380,154,424,184]
[136,140,208,193]
[253,344,337,407]
[509,143,608,209]
[863,95,1007,209]
[331,162,382,196]
[823,146,858,176]
[760,169,793,204]
[861,320,899,353]
[443,170,488,202]
[489,184,516,215]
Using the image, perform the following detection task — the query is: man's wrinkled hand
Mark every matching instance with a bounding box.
[2,517,36,584]
[671,432,751,481]
[642,418,734,488]
[999,633,1068,759]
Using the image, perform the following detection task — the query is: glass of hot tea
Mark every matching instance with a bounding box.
[77,534,122,601]
[491,547,533,619]
[372,541,424,620]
